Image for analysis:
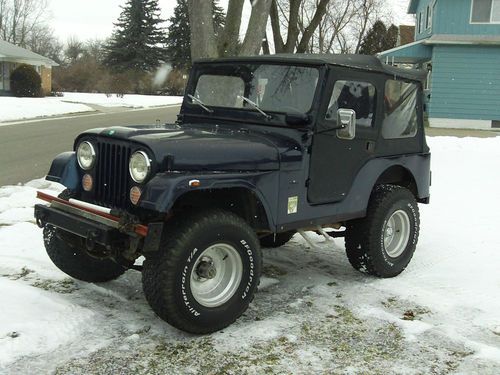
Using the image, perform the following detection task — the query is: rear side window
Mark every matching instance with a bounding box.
[382,80,418,139]
[326,80,376,127]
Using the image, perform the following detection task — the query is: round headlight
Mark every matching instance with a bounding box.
[77,141,96,170]
[129,151,151,183]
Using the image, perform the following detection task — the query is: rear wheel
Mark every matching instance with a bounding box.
[345,185,419,278]
[259,231,295,248]
[142,209,262,334]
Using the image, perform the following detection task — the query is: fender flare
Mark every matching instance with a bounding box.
[46,152,79,190]
[139,171,278,228]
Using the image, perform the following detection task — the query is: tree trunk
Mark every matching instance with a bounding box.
[284,0,301,52]
[269,0,285,53]
[262,32,271,54]
[218,0,245,56]
[187,0,218,61]
[239,0,272,56]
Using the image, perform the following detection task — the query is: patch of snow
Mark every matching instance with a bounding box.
[258,276,280,290]
[213,314,295,350]
[0,178,64,226]
[61,92,183,108]
[0,97,92,123]
[0,93,183,123]
[0,279,95,366]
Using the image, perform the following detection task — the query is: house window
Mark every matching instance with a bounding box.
[426,5,433,29]
[418,12,423,33]
[471,0,500,23]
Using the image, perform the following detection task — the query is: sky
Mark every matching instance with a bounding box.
[46,0,414,42]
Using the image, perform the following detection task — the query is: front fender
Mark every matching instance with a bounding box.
[46,152,79,190]
[139,171,278,228]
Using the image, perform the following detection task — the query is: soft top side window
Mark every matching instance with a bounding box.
[325,80,376,128]
[382,80,418,139]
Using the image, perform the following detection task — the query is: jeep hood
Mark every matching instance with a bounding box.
[79,124,300,171]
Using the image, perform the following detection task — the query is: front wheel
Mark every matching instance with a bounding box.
[43,225,126,282]
[345,185,420,278]
[142,209,262,334]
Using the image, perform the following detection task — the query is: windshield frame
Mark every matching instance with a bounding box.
[182,61,326,128]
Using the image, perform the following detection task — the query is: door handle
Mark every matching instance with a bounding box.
[366,141,375,153]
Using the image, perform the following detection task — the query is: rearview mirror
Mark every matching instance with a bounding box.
[337,109,356,140]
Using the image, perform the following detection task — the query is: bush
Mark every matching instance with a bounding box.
[165,69,188,96]
[10,64,42,97]
[53,57,105,93]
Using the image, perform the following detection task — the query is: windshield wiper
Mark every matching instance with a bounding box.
[238,95,272,120]
[188,94,214,113]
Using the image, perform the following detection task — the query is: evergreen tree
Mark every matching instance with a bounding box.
[165,0,225,70]
[104,0,167,72]
[359,20,399,56]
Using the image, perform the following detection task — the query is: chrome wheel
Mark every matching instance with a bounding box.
[190,243,243,308]
[383,210,411,258]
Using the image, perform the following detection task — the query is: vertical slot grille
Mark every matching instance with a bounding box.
[94,141,131,208]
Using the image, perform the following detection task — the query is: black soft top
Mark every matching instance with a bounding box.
[196,53,426,82]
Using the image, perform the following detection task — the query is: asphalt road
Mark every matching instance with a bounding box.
[0,106,180,186]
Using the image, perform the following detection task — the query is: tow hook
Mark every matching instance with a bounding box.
[35,211,45,228]
[85,231,99,251]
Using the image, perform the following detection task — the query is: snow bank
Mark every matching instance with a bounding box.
[0,279,95,365]
[61,92,183,108]
[0,93,183,123]
[0,97,91,122]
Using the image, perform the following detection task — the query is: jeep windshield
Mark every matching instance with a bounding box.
[190,64,320,116]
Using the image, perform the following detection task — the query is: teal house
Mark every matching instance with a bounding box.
[379,0,500,129]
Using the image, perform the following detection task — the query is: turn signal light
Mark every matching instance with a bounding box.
[189,179,201,187]
[130,186,142,205]
[82,174,93,192]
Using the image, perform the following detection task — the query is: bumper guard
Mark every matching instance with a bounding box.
[34,191,163,252]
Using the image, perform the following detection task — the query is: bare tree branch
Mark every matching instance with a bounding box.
[0,0,48,47]
[296,0,329,53]
[240,0,272,55]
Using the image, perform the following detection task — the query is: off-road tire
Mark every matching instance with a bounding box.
[259,231,295,248]
[42,189,126,282]
[43,225,126,282]
[142,209,262,334]
[345,185,420,278]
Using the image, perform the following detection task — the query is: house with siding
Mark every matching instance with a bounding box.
[378,0,500,129]
[0,40,58,96]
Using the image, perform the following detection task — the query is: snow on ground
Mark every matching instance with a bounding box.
[0,93,183,123]
[0,136,500,374]
[61,92,183,108]
[0,97,92,123]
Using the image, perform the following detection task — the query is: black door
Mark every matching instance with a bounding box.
[308,68,382,204]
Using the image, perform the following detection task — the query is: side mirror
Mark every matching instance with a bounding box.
[337,108,356,140]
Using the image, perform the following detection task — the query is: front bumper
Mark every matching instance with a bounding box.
[34,192,163,253]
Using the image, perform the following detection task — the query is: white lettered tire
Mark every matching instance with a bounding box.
[345,185,420,278]
[142,209,262,334]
